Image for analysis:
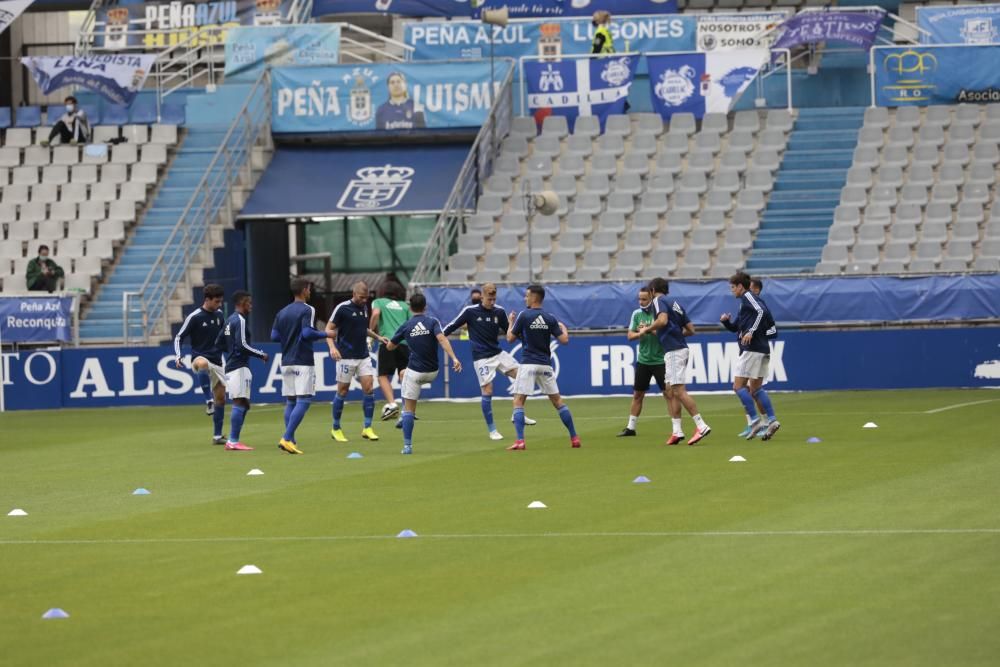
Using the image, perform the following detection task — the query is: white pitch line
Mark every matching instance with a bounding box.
[924,399,1000,414]
[2,528,999,546]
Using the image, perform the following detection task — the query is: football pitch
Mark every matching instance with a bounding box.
[1,388,999,666]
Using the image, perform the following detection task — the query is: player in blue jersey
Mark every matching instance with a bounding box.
[442,282,537,441]
[375,72,427,130]
[219,291,268,451]
[723,275,773,436]
[505,284,580,451]
[174,284,228,445]
[326,282,390,443]
[720,272,780,441]
[385,293,462,455]
[637,277,712,446]
[271,278,337,454]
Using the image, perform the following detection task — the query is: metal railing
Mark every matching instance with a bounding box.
[123,69,272,345]
[410,62,514,286]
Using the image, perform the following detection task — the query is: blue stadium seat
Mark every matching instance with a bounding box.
[0,107,10,129]
[14,106,41,127]
[102,104,128,125]
[47,105,67,124]
[129,99,157,124]
[160,102,185,126]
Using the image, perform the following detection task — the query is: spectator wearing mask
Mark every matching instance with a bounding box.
[41,96,91,146]
[26,245,65,292]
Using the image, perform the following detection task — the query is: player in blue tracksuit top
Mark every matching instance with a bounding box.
[638,277,712,446]
[721,275,777,436]
[442,282,537,440]
[219,291,268,451]
[720,271,781,441]
[326,282,389,443]
[504,284,579,451]
[270,278,336,454]
[385,293,462,455]
[173,283,228,444]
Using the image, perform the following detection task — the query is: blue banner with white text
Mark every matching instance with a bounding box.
[646,49,766,120]
[21,54,156,105]
[3,327,999,410]
[0,295,74,343]
[271,60,511,133]
[917,4,1000,45]
[524,55,637,130]
[873,45,1000,106]
[224,24,341,82]
[312,0,677,19]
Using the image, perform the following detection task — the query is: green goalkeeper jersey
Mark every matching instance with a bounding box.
[373,297,411,344]
[630,308,665,366]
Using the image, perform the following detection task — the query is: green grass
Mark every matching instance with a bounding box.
[1,389,999,666]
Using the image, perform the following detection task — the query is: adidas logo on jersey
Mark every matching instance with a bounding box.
[410,322,431,337]
[529,315,549,330]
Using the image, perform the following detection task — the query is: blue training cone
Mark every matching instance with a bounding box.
[397,529,418,538]
[347,452,364,459]
[42,608,69,620]
[807,437,822,444]
[633,476,651,484]
[132,488,151,495]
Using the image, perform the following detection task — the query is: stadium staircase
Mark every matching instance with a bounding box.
[746,107,864,274]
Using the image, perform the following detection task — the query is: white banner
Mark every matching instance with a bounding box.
[705,48,768,112]
[0,0,34,34]
[21,54,156,105]
[696,12,785,51]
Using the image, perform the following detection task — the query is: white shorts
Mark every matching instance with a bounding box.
[194,358,226,389]
[226,367,253,400]
[735,350,770,380]
[511,363,559,396]
[337,357,376,384]
[663,349,690,386]
[401,369,438,401]
[281,365,316,397]
[473,351,519,387]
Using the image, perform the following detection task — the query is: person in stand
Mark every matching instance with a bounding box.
[590,10,616,55]
[42,96,90,145]
[26,245,64,292]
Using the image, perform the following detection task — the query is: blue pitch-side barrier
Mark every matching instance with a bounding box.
[423,274,1000,329]
[2,327,998,410]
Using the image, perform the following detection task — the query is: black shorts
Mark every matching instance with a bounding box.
[378,344,409,376]
[634,363,666,392]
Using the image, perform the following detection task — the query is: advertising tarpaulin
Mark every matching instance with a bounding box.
[695,12,785,51]
[917,4,1000,45]
[224,24,340,82]
[524,54,638,130]
[772,9,886,50]
[311,0,678,19]
[21,54,156,105]
[646,49,767,120]
[873,45,1000,106]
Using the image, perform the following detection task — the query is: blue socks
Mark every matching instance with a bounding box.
[283,398,295,427]
[212,404,224,438]
[401,410,415,446]
[513,407,525,440]
[558,405,577,438]
[229,405,247,442]
[363,393,375,428]
[197,371,211,399]
[284,398,310,441]
[332,394,345,429]
[755,388,776,420]
[736,387,759,420]
[481,396,495,432]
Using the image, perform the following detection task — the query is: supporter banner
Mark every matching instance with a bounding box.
[524,54,637,130]
[270,61,509,133]
[311,0,678,19]
[225,24,341,82]
[0,295,73,344]
[404,15,696,62]
[94,0,293,51]
[772,9,886,50]
[0,0,35,35]
[873,45,1000,106]
[696,12,784,51]
[917,4,1000,45]
[3,327,999,410]
[647,49,766,120]
[21,54,156,105]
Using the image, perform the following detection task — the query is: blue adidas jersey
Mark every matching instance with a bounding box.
[734,292,776,354]
[221,312,266,373]
[391,314,442,373]
[331,299,370,360]
[511,308,560,366]
[375,100,425,130]
[442,304,509,361]
[174,307,225,365]
[271,301,320,367]
[651,295,690,352]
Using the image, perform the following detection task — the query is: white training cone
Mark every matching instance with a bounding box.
[237,565,262,575]
[729,455,746,462]
[863,422,878,429]
[7,509,27,516]
[246,469,264,476]
[527,501,547,509]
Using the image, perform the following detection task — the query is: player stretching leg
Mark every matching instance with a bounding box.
[721,272,780,441]
[174,284,228,445]
[639,277,711,446]
[220,291,268,450]
[326,282,389,442]
[271,279,336,454]
[370,281,411,421]
[618,286,670,437]
[505,284,579,451]
[385,293,462,454]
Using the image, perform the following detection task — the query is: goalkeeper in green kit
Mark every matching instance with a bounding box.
[618,285,670,437]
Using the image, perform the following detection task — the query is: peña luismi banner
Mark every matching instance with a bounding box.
[270,60,511,133]
[873,45,1000,106]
